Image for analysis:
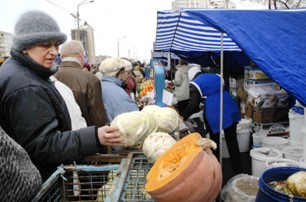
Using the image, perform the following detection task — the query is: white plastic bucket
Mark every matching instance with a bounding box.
[237,119,251,131]
[250,147,283,177]
[300,157,306,168]
[236,119,251,153]
[237,129,251,153]
[222,128,251,158]
[281,145,303,161]
[288,112,304,143]
[221,174,259,202]
[252,132,265,147]
[265,158,301,170]
[261,137,289,150]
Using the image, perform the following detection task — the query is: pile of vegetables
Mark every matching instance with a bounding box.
[268,171,306,198]
[138,79,154,97]
[110,105,180,150]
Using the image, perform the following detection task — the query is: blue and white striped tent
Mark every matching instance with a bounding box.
[154,9,241,52]
[153,9,306,106]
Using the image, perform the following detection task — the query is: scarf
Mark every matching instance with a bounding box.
[10,48,58,79]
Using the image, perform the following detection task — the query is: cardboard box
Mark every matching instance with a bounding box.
[253,106,289,123]
[244,66,269,80]
[247,86,289,108]
[237,87,248,102]
[255,121,289,137]
[244,78,275,91]
[245,102,289,123]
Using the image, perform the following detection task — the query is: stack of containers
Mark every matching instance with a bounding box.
[237,61,293,178]
[242,62,290,146]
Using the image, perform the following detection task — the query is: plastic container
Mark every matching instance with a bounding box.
[237,119,252,152]
[221,174,259,202]
[252,132,265,147]
[288,111,304,143]
[237,119,252,131]
[261,136,289,150]
[256,167,306,202]
[265,158,301,170]
[237,129,251,152]
[300,157,306,168]
[222,119,251,158]
[281,145,303,161]
[250,147,283,177]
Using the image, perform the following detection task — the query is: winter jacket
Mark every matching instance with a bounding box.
[0,127,42,201]
[0,56,106,180]
[55,58,108,127]
[173,65,190,101]
[101,75,139,122]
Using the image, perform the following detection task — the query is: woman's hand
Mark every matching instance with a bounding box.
[97,126,123,146]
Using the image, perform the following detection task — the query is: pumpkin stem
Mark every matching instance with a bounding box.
[195,138,217,150]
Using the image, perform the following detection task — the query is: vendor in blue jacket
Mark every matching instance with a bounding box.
[181,66,244,174]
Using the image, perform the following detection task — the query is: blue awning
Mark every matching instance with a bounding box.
[154,9,306,106]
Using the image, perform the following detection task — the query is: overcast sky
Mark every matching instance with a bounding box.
[0,0,265,61]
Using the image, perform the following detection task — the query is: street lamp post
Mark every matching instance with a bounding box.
[117,36,126,57]
[77,0,94,40]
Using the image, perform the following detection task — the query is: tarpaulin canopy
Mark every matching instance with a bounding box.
[154,9,306,106]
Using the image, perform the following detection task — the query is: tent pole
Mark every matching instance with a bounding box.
[219,32,224,173]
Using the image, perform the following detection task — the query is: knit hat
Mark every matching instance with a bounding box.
[99,57,126,76]
[12,10,67,51]
[188,65,201,81]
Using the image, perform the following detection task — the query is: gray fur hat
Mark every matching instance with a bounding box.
[13,10,67,51]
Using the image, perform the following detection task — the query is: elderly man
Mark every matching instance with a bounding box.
[55,40,108,127]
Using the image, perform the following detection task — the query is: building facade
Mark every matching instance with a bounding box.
[71,21,96,65]
[0,31,13,59]
[172,0,235,9]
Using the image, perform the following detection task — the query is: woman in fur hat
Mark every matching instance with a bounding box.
[0,11,123,181]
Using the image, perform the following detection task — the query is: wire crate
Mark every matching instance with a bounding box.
[83,147,142,165]
[105,152,155,202]
[32,164,120,202]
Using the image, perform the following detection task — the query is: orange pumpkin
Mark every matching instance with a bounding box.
[145,133,222,202]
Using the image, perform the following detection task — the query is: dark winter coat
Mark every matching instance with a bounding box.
[0,52,106,180]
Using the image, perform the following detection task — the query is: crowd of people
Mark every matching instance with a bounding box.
[0,10,244,201]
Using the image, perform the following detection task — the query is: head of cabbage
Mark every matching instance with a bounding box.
[152,107,180,133]
[142,132,177,164]
[110,111,148,147]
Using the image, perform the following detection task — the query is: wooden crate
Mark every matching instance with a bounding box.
[245,102,289,123]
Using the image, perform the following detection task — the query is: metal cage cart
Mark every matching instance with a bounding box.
[105,152,155,202]
[32,164,121,202]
